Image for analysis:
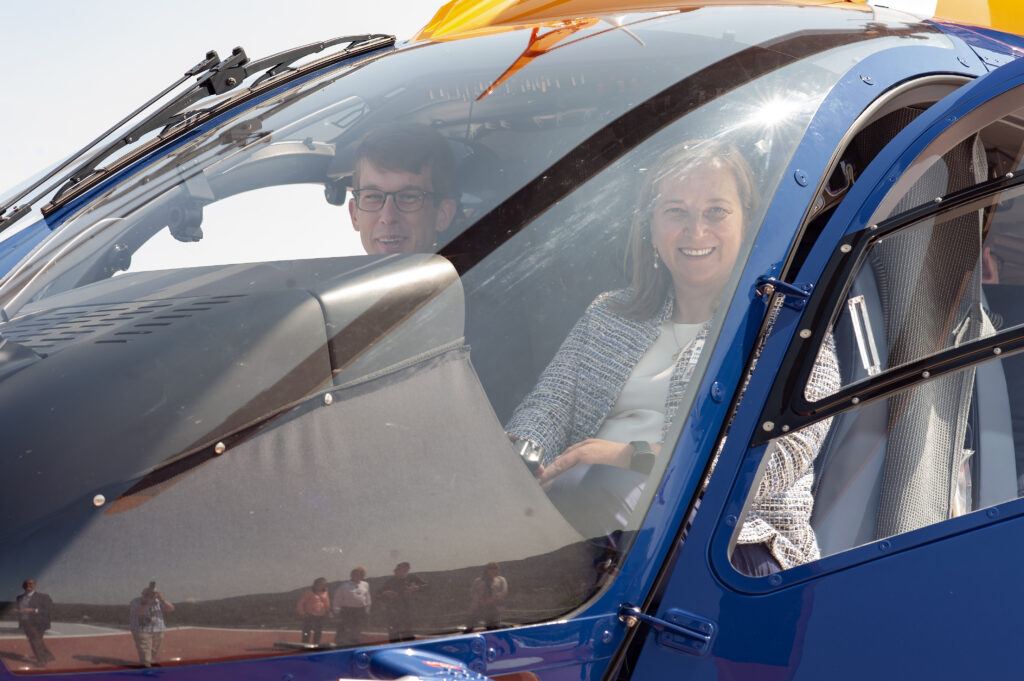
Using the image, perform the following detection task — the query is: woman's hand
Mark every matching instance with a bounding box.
[536,439,634,488]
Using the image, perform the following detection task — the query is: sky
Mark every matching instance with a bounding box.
[0,1,438,196]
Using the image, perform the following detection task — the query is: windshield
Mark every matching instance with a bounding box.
[0,6,947,674]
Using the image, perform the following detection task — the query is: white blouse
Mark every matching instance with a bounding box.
[594,319,701,444]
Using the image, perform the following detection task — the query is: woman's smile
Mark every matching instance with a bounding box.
[650,161,745,313]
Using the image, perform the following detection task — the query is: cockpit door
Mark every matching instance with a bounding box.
[627,55,1024,679]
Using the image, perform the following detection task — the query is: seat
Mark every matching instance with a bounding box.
[810,132,1013,556]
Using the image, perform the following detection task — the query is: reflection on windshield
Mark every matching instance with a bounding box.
[0,6,947,673]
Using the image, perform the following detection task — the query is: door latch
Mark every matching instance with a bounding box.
[619,604,717,656]
[755,276,813,310]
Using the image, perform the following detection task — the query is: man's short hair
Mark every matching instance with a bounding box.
[352,123,455,200]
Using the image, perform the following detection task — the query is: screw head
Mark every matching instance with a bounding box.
[762,421,775,432]
[710,382,725,403]
[214,441,227,455]
[323,393,334,406]
[93,494,106,507]
[793,170,809,187]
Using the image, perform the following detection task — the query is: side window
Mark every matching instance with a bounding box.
[731,96,1024,573]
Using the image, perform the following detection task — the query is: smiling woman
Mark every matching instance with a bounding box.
[505,138,840,574]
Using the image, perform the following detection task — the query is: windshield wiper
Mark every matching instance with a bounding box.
[0,33,393,235]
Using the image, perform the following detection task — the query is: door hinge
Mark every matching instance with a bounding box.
[755,276,813,310]
[618,604,717,656]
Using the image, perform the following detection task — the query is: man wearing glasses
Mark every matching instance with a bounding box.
[348,123,457,255]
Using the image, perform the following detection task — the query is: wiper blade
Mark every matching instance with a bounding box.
[0,33,393,235]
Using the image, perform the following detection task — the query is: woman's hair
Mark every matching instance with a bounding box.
[312,577,328,590]
[612,138,757,320]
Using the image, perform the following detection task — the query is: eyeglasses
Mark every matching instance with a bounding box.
[352,188,434,212]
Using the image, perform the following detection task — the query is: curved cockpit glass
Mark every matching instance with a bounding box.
[0,7,947,674]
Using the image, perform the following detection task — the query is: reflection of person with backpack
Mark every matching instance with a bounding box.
[15,579,54,667]
[378,562,427,643]
[467,562,507,631]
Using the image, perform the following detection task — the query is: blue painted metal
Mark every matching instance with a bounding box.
[930,19,1024,71]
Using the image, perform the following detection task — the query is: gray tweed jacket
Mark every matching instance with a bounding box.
[505,289,840,569]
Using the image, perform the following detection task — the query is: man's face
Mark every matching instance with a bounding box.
[349,160,456,255]
[23,580,35,592]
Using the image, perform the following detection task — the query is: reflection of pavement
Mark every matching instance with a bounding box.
[0,626,390,675]
[0,623,124,638]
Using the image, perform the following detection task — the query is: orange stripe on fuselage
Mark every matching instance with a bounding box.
[935,0,1024,34]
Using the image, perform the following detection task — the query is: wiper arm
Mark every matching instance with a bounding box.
[0,50,221,231]
[0,33,393,234]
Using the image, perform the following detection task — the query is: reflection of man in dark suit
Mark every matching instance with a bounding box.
[379,562,427,643]
[15,579,54,666]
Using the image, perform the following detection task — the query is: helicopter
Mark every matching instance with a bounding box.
[2,0,1024,679]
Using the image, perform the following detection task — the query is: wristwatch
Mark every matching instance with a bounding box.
[629,441,656,474]
[511,437,544,473]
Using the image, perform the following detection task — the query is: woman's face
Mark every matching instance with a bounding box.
[650,161,745,298]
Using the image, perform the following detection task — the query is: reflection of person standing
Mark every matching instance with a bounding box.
[296,577,331,645]
[379,562,427,643]
[467,562,507,631]
[15,579,54,666]
[333,567,371,646]
[129,583,175,667]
